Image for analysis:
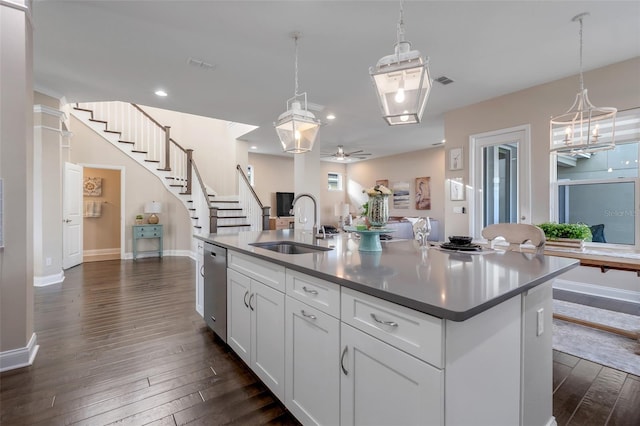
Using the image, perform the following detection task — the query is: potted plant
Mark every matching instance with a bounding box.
[536,222,592,250]
[135,214,144,225]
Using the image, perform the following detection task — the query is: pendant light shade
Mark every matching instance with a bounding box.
[550,13,617,155]
[370,1,432,126]
[275,32,321,154]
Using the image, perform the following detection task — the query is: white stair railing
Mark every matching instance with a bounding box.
[237,164,269,231]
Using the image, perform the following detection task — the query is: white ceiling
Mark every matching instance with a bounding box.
[32,1,640,161]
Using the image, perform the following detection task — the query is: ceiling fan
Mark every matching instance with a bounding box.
[322,145,372,161]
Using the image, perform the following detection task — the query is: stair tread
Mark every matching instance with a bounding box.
[74,107,93,113]
[131,150,147,154]
[194,226,202,229]
[218,216,247,219]
[89,118,107,124]
[218,224,251,228]
[118,140,135,145]
[145,160,161,163]
[104,130,121,134]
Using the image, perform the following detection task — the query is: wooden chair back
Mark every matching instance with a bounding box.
[481,223,546,253]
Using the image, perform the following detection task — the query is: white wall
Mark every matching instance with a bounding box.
[140,105,241,196]
[443,57,640,238]
[346,147,446,224]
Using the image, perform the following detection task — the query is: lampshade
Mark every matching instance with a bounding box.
[275,32,321,153]
[145,201,162,214]
[370,1,433,126]
[550,13,616,155]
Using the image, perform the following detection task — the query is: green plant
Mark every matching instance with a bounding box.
[536,222,592,241]
[136,214,144,220]
[361,202,369,216]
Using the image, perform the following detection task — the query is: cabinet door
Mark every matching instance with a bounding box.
[196,241,204,316]
[340,323,443,426]
[251,279,286,401]
[285,296,340,426]
[227,269,251,365]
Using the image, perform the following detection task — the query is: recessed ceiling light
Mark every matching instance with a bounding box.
[326,113,336,120]
[442,139,446,144]
[250,146,258,150]
[155,90,168,97]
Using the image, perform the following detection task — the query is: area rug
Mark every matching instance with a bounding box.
[552,300,640,376]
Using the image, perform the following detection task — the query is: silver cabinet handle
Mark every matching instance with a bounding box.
[210,315,216,322]
[200,265,204,277]
[301,310,316,320]
[249,293,255,311]
[340,346,348,375]
[302,286,318,295]
[243,290,249,308]
[370,313,398,327]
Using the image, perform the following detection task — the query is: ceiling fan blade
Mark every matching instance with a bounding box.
[346,150,364,155]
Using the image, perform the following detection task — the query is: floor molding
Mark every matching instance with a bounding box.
[33,270,65,287]
[0,333,39,372]
[553,278,640,305]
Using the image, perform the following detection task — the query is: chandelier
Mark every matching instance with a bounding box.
[274,32,321,154]
[369,0,433,126]
[550,12,617,155]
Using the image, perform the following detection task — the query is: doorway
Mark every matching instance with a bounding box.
[469,125,531,239]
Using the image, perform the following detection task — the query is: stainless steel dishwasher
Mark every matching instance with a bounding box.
[204,242,227,342]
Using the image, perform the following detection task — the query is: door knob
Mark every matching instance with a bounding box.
[64,219,71,223]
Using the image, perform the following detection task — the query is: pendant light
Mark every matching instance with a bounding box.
[274,32,321,154]
[550,12,616,155]
[370,0,433,126]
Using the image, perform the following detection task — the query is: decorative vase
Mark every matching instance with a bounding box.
[367,194,389,228]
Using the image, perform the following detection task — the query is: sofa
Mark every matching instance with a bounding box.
[384,217,441,241]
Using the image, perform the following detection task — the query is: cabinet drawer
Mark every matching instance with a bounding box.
[135,225,162,233]
[286,269,340,318]
[341,287,443,368]
[228,250,285,292]
[135,230,161,238]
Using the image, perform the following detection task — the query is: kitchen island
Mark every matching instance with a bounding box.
[196,230,578,426]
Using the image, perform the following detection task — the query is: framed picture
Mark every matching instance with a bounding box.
[450,177,465,201]
[392,181,410,209]
[415,177,431,210]
[83,177,102,196]
[375,179,389,188]
[449,148,463,170]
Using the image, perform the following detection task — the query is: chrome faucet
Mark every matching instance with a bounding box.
[290,193,319,237]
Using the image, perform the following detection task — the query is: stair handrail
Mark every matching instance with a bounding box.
[236,164,263,209]
[237,164,270,230]
[131,104,188,152]
[191,158,217,233]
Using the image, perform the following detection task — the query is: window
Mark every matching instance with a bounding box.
[247,165,254,186]
[551,108,640,247]
[328,172,343,191]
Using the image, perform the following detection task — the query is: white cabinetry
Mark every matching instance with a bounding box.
[195,239,204,316]
[227,252,286,401]
[340,288,444,426]
[285,270,341,426]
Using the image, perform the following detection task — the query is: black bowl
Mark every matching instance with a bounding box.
[448,235,473,246]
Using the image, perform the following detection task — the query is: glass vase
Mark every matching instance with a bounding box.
[367,194,389,228]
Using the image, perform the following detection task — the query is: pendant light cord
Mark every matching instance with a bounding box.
[293,34,299,96]
[578,16,584,92]
[397,0,405,45]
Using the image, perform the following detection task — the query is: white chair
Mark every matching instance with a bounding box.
[481,223,546,254]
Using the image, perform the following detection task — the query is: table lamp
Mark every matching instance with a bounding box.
[145,201,162,224]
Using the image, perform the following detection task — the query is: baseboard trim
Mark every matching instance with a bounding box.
[33,270,65,287]
[83,248,121,263]
[553,279,640,304]
[0,333,39,372]
[123,250,192,260]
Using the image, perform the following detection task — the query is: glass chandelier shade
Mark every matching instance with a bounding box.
[275,33,321,154]
[370,1,432,126]
[550,13,616,155]
[275,95,320,154]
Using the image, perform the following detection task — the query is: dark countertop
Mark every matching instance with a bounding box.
[197,230,579,321]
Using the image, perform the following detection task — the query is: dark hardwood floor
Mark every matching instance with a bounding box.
[0,258,300,425]
[1,257,638,425]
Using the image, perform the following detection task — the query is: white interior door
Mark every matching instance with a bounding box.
[63,162,83,269]
[469,125,531,239]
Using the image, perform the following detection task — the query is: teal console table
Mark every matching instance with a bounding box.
[133,224,163,260]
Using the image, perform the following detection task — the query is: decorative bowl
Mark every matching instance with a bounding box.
[448,235,473,246]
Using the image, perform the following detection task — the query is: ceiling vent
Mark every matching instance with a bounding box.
[435,76,454,85]
[187,57,216,70]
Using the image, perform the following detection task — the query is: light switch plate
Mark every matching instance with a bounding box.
[536,308,544,336]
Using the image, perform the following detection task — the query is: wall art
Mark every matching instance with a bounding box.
[392,181,410,209]
[83,177,102,196]
[415,176,431,210]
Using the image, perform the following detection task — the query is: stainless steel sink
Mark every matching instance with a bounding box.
[249,241,333,255]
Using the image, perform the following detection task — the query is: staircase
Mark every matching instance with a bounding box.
[70,101,263,234]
